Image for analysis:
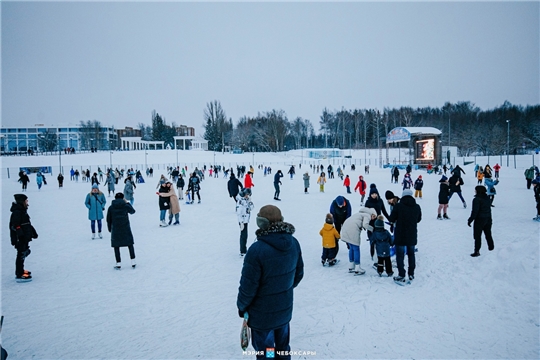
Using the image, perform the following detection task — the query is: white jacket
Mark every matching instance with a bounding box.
[340,207,376,246]
[236,195,254,224]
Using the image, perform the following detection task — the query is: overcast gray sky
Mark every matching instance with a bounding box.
[2,1,538,135]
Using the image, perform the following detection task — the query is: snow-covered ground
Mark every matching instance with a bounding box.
[1,150,539,359]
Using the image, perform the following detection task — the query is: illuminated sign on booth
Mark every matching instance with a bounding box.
[415,139,435,160]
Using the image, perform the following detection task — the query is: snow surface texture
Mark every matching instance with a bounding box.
[1,149,539,359]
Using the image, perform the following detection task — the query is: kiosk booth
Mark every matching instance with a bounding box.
[386,127,442,166]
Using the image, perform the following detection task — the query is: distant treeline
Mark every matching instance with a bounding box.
[202,100,539,155]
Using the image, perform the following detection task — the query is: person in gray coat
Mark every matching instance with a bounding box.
[123,176,136,205]
[303,172,310,194]
[106,192,136,269]
[104,172,115,196]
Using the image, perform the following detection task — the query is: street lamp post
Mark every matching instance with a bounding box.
[109,141,113,170]
[506,120,510,167]
[145,145,148,169]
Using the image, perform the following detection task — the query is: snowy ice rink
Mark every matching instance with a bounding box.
[1,149,539,359]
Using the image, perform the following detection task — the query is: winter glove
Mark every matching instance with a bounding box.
[467,221,472,227]
[239,223,244,231]
[238,309,245,318]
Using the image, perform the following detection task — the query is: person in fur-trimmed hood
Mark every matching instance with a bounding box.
[237,205,304,357]
[340,206,377,275]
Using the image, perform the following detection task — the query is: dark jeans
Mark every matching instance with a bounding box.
[15,241,30,277]
[90,219,102,233]
[526,178,532,189]
[114,245,135,263]
[448,191,465,203]
[251,323,291,359]
[321,247,338,261]
[396,245,416,278]
[274,183,280,198]
[240,224,248,254]
[377,256,393,275]
[473,218,494,252]
[191,189,200,201]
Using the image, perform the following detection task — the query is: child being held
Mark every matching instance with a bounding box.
[369,215,394,277]
[319,213,340,266]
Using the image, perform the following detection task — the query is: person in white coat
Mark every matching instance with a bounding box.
[340,207,377,275]
[236,188,254,256]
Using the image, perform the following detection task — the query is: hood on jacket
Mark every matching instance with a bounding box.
[399,195,417,207]
[358,206,377,217]
[111,198,128,208]
[10,202,26,212]
[255,222,296,252]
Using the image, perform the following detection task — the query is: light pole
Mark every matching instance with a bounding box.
[176,140,179,167]
[145,144,148,169]
[506,120,510,167]
[109,141,113,170]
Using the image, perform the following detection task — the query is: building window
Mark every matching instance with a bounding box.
[18,129,27,133]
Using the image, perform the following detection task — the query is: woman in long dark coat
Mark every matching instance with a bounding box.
[106,192,136,269]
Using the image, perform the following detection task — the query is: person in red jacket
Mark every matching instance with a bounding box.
[493,163,501,179]
[354,175,367,205]
[244,171,254,191]
[343,175,351,193]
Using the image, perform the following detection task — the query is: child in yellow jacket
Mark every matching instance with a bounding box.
[320,213,340,266]
[317,172,327,193]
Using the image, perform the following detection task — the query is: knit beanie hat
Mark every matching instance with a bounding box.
[402,189,413,197]
[325,213,334,224]
[374,215,385,229]
[92,184,99,190]
[335,196,345,207]
[14,194,28,204]
[475,185,487,194]
[115,192,124,199]
[385,190,395,200]
[440,175,448,182]
[369,184,379,196]
[256,205,284,229]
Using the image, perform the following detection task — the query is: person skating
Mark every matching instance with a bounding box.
[388,189,422,285]
[227,173,243,203]
[467,186,494,257]
[176,174,185,200]
[437,175,451,220]
[84,184,107,239]
[187,173,201,204]
[104,172,115,197]
[9,194,38,282]
[532,179,540,222]
[525,166,535,189]
[354,175,367,205]
[317,172,327,192]
[492,163,500,179]
[320,213,340,266]
[244,171,254,193]
[57,173,64,188]
[340,206,377,275]
[106,192,136,269]
[343,174,351,194]
[484,177,499,207]
[123,176,136,205]
[36,172,44,190]
[236,188,254,256]
[369,215,394,277]
[413,175,423,199]
[273,170,283,200]
[91,172,100,185]
[401,173,413,190]
[157,182,172,226]
[448,173,467,208]
[18,171,30,191]
[287,165,295,179]
[303,172,310,194]
[237,205,304,358]
[160,182,181,225]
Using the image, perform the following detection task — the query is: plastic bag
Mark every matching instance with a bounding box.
[240,313,250,351]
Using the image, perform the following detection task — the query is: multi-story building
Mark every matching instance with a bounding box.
[0,125,118,154]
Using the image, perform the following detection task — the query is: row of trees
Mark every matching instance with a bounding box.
[203,100,540,155]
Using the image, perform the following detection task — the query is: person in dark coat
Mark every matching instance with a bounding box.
[451,165,466,177]
[9,194,38,282]
[437,175,451,220]
[273,170,284,200]
[388,189,422,284]
[106,192,136,269]
[187,173,201,204]
[467,186,494,257]
[57,173,64,188]
[91,172,100,185]
[369,215,394,277]
[176,174,185,200]
[448,173,467,208]
[19,171,30,191]
[237,205,304,358]
[330,195,352,254]
[157,182,172,226]
[392,166,400,183]
[227,173,243,202]
[364,185,390,220]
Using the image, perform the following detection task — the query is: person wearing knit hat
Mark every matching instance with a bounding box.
[340,206,377,275]
[237,205,304,355]
[370,215,394,277]
[437,175,451,220]
[402,189,413,198]
[320,213,340,266]
[414,175,423,199]
[365,185,390,221]
[448,172,467,209]
[388,183,422,285]
[10,193,37,282]
[329,195,352,256]
[85,184,107,239]
[402,173,413,190]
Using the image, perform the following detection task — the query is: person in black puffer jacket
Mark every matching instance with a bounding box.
[467,186,494,257]
[437,175,451,220]
[9,194,38,282]
[448,174,467,208]
[227,173,243,203]
[237,205,304,356]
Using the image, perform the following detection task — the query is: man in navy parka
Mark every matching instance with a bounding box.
[237,205,304,359]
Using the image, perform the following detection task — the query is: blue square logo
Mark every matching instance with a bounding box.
[266,348,275,358]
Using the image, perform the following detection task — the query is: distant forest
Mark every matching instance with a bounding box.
[203,100,540,156]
